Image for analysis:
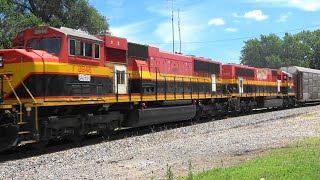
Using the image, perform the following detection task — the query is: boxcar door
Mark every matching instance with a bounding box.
[238,77,244,96]
[114,64,127,94]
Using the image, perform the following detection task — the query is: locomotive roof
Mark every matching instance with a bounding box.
[281,66,320,74]
[52,27,103,42]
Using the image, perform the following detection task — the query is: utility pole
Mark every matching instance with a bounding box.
[171,0,175,53]
[178,8,182,54]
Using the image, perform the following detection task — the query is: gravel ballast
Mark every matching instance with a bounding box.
[1,105,320,179]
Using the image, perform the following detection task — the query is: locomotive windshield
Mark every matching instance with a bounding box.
[26,37,62,54]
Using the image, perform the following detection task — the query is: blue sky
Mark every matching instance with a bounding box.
[89,0,320,64]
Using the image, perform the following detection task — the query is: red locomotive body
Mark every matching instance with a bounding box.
[0,26,295,151]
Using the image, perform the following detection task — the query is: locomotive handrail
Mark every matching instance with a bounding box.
[132,66,213,102]
[3,75,23,123]
[152,67,212,100]
[20,80,39,130]
[20,81,37,104]
[1,75,3,103]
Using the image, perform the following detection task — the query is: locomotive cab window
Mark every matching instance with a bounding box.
[94,44,100,59]
[277,75,281,80]
[76,41,84,56]
[69,39,76,56]
[27,37,62,54]
[74,40,94,58]
[84,43,92,57]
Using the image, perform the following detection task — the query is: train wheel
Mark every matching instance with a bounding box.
[100,128,115,140]
[33,140,49,151]
[70,129,85,145]
[0,110,19,152]
[192,113,201,122]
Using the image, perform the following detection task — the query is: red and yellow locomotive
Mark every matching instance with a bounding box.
[0,27,295,151]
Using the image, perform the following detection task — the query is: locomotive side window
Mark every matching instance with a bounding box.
[194,60,220,75]
[80,42,84,56]
[76,41,84,56]
[69,39,76,56]
[94,44,100,59]
[84,43,92,57]
[246,69,254,77]
[74,40,95,58]
[277,75,281,80]
[235,67,245,77]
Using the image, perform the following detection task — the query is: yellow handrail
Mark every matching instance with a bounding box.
[3,75,22,123]
[20,81,39,131]
[20,81,37,104]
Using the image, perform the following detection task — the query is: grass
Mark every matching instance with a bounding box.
[182,136,320,180]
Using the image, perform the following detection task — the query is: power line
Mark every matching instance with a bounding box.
[149,24,320,45]
[171,0,175,53]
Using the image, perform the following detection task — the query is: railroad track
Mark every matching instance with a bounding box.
[0,104,314,162]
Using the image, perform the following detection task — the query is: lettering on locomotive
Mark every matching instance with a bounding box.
[78,65,92,74]
[33,29,48,35]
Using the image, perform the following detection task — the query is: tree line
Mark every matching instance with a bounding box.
[0,0,109,49]
[240,30,320,69]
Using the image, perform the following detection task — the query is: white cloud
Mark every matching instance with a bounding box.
[243,10,268,21]
[233,10,268,21]
[110,20,151,42]
[277,12,292,22]
[253,0,320,12]
[208,18,225,26]
[149,5,208,53]
[225,28,238,32]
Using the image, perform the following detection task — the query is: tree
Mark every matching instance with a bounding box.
[64,0,109,34]
[240,31,320,69]
[0,0,43,49]
[282,32,310,68]
[0,0,109,48]
[304,30,320,69]
[240,34,283,69]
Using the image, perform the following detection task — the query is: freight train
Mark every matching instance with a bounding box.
[0,26,317,152]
